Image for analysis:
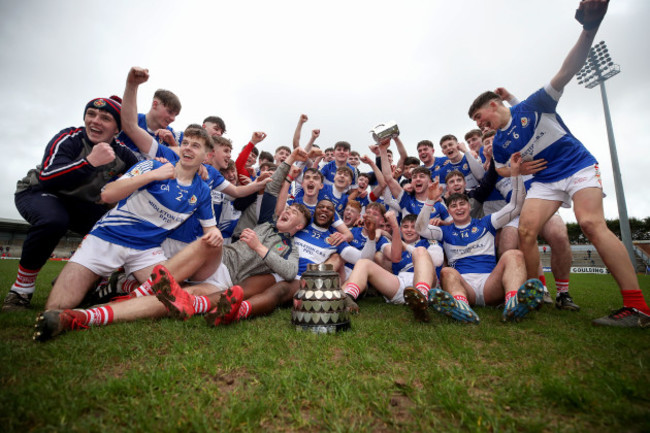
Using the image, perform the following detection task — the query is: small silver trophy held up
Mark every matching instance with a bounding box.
[370,121,400,144]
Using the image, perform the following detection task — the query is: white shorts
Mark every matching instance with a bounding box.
[70,235,166,277]
[161,238,190,259]
[461,272,490,307]
[202,262,234,292]
[384,271,414,305]
[527,164,603,208]
[505,215,519,229]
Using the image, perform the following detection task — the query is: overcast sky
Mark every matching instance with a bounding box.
[1,0,648,224]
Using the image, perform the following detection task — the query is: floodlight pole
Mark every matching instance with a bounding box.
[576,41,636,267]
[597,80,636,267]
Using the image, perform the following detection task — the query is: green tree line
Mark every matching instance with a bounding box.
[563,217,650,244]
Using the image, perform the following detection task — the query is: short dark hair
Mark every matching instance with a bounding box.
[304,167,324,182]
[468,91,501,118]
[203,116,226,133]
[350,150,360,157]
[259,150,273,164]
[404,156,421,167]
[411,166,431,178]
[324,147,334,153]
[334,141,350,151]
[417,140,434,150]
[275,145,291,154]
[447,192,470,207]
[445,170,464,183]
[464,129,482,141]
[439,134,457,145]
[259,162,277,172]
[482,130,496,141]
[336,166,354,180]
[153,89,181,114]
[401,214,418,224]
[291,203,313,227]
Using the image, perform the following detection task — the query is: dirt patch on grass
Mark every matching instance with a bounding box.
[202,367,258,394]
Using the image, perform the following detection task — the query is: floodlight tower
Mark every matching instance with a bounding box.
[575,40,636,267]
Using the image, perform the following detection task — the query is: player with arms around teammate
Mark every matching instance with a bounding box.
[3,95,139,312]
[468,0,649,327]
[36,67,220,315]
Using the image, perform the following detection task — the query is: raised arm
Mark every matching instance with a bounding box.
[550,0,608,92]
[393,136,408,175]
[360,154,387,201]
[385,211,403,263]
[235,131,266,180]
[379,141,402,199]
[121,67,157,155]
[490,153,526,229]
[293,114,308,149]
[415,180,444,240]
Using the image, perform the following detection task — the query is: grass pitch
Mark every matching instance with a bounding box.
[1,260,649,432]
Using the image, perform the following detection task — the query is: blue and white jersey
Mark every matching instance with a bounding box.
[439,216,498,275]
[293,224,353,277]
[398,191,451,222]
[435,155,479,190]
[118,114,183,161]
[213,191,240,241]
[418,176,526,274]
[493,84,598,183]
[288,190,343,228]
[344,227,389,271]
[424,156,448,180]
[168,164,231,243]
[391,238,436,274]
[91,160,215,250]
[320,160,358,189]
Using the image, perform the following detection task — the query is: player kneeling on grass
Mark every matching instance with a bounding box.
[340,211,444,322]
[415,153,544,323]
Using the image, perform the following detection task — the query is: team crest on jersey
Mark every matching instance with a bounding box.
[189,195,197,205]
[521,117,529,128]
[93,99,107,108]
[471,227,478,234]
[131,168,142,176]
[325,236,335,245]
[462,164,468,170]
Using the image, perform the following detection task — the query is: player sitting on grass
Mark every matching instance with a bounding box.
[33,149,313,341]
[340,211,443,322]
[415,153,544,323]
